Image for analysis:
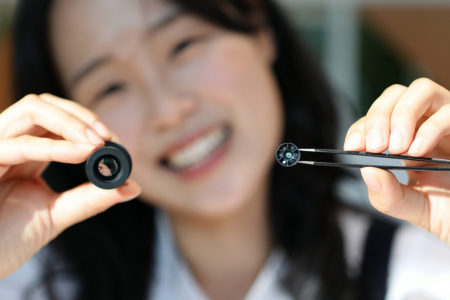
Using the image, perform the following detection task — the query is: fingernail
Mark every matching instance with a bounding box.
[367,129,384,151]
[389,128,405,151]
[119,181,130,191]
[118,182,133,196]
[118,181,141,198]
[361,168,383,192]
[344,132,363,150]
[408,137,423,156]
[94,122,111,139]
[111,134,121,144]
[86,128,104,145]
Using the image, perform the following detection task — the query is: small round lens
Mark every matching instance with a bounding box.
[276,143,300,167]
[97,156,119,178]
[85,141,132,189]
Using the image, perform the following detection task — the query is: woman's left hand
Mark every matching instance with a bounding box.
[344,78,450,245]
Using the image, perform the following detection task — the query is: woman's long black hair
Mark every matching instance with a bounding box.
[13,0,355,299]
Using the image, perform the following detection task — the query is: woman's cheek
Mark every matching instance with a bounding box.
[94,100,144,156]
[173,38,249,102]
[192,37,281,121]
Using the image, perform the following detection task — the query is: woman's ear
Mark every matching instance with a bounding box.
[255,27,277,65]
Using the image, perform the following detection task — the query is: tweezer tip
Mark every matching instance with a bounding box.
[298,148,316,152]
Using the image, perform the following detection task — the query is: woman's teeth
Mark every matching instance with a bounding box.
[166,126,229,170]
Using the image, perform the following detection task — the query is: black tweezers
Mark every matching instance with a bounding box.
[276,143,450,171]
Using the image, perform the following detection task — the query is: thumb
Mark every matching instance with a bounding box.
[360,167,429,229]
[49,180,141,237]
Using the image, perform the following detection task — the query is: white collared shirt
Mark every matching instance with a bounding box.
[1,210,450,299]
[149,211,292,300]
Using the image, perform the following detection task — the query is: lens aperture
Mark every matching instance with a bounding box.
[97,156,119,178]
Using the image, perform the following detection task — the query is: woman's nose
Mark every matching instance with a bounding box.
[148,93,196,132]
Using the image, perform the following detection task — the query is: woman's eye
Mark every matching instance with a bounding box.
[96,83,126,100]
[171,37,202,59]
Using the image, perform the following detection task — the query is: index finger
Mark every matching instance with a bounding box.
[0,95,104,145]
[40,94,113,140]
[389,78,450,154]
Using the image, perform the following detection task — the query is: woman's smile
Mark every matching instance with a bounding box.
[161,123,232,178]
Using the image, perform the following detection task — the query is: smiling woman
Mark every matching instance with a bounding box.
[1,0,450,300]
[9,1,351,299]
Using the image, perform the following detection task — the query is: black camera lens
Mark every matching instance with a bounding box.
[276,143,300,167]
[85,141,132,189]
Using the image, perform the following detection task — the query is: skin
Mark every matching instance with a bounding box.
[50,0,282,299]
[50,0,282,218]
[0,0,449,299]
[344,79,450,244]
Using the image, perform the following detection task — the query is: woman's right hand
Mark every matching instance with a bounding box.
[0,94,141,279]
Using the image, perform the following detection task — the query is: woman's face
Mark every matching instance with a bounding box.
[50,0,284,217]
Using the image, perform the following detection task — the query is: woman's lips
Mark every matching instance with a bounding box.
[160,124,231,177]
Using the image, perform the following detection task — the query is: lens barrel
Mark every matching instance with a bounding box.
[85,141,132,189]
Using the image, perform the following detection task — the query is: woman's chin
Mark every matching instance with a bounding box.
[148,185,258,221]
[137,151,270,220]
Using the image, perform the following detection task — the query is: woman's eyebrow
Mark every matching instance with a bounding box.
[69,56,111,90]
